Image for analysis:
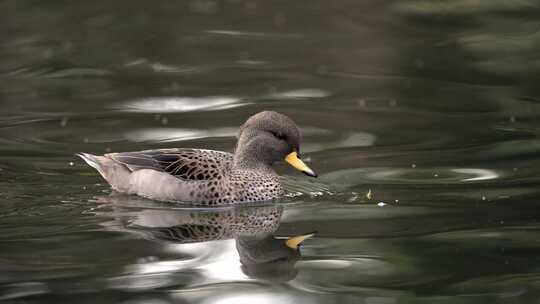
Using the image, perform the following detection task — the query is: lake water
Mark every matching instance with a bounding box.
[2,1,540,303]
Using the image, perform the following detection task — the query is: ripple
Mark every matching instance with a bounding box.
[280,176,333,197]
[205,30,303,39]
[298,259,353,270]
[451,168,499,181]
[122,58,213,74]
[124,127,237,143]
[424,226,540,244]
[107,273,175,291]
[299,258,393,275]
[0,282,49,300]
[235,60,269,65]
[323,167,500,185]
[7,61,112,78]
[207,293,295,304]
[303,131,376,153]
[266,89,331,100]
[282,203,434,222]
[115,96,249,113]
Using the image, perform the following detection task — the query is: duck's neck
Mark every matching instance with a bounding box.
[232,150,273,172]
[232,135,275,172]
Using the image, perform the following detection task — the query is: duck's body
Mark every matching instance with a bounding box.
[78,111,316,205]
[79,148,282,205]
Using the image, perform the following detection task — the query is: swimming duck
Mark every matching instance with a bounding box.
[78,111,317,205]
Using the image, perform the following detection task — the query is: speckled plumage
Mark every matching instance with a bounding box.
[78,111,314,205]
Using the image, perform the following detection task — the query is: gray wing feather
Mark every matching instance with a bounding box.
[106,148,233,181]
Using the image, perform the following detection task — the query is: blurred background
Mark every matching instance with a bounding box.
[1,0,540,303]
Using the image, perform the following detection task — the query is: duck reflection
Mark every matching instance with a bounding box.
[236,233,314,282]
[97,195,313,282]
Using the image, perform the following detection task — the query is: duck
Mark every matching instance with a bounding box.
[78,111,317,205]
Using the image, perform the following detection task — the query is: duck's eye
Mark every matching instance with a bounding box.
[270,131,286,141]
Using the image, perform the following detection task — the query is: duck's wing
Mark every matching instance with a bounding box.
[106,148,234,181]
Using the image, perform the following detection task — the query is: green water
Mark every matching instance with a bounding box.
[2,1,540,303]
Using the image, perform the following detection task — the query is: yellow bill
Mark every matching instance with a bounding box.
[285,232,316,249]
[285,151,317,177]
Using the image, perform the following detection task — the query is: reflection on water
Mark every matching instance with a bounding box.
[96,195,309,284]
[118,96,248,113]
[2,0,540,303]
[123,127,238,143]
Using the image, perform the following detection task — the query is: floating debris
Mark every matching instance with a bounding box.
[411,163,417,168]
[346,192,359,203]
[377,202,386,207]
[69,162,74,166]
[366,189,372,200]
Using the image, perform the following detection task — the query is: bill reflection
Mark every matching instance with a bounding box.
[99,196,313,284]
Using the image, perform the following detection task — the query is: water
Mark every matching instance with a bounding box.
[2,0,540,303]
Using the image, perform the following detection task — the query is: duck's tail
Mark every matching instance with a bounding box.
[76,152,132,192]
[77,153,107,177]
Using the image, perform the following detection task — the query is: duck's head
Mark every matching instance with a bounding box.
[234,111,317,177]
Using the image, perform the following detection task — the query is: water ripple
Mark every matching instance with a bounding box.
[265,89,331,100]
[205,30,303,39]
[124,127,237,143]
[115,96,249,113]
[323,167,502,186]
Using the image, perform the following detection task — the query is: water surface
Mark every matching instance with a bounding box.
[2,1,540,303]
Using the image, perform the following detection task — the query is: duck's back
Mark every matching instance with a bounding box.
[108,148,233,180]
